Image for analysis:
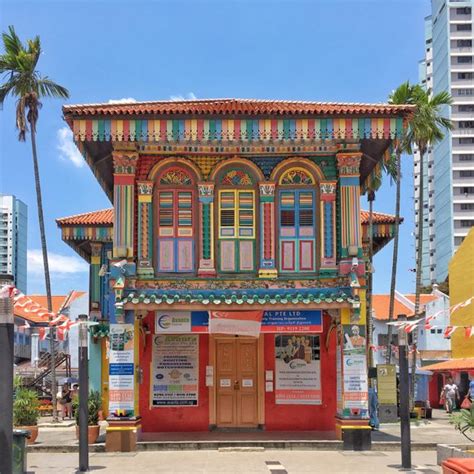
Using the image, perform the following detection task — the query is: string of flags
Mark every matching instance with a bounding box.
[4,286,79,341]
[385,296,474,339]
[369,344,420,355]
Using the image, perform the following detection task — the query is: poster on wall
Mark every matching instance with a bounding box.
[108,324,135,417]
[151,334,199,407]
[342,325,368,416]
[155,311,192,333]
[274,335,321,405]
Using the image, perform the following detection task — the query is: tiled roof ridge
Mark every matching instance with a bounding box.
[58,208,400,226]
[64,98,408,110]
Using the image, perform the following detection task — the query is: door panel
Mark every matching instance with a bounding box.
[215,337,258,428]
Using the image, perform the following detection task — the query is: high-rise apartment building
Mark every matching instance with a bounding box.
[416,0,474,285]
[0,194,27,292]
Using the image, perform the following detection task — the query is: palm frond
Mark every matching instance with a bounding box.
[36,77,69,99]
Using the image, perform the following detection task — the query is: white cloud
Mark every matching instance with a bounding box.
[169,92,197,101]
[107,98,137,104]
[57,127,84,168]
[28,250,88,275]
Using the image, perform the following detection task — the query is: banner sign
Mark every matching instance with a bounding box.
[377,364,397,405]
[209,311,263,337]
[187,311,323,334]
[108,324,135,417]
[151,334,199,407]
[342,325,368,417]
[155,311,192,333]
[274,334,321,405]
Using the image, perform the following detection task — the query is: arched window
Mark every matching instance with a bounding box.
[217,168,256,273]
[155,166,196,273]
[278,167,317,273]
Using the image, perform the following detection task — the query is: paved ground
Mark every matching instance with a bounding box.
[30,409,467,448]
[28,450,441,473]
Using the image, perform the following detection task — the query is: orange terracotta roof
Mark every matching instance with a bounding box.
[422,358,474,371]
[14,293,86,324]
[372,293,435,320]
[58,208,398,228]
[372,295,414,320]
[360,210,403,225]
[63,98,414,118]
[405,294,438,305]
[56,209,113,226]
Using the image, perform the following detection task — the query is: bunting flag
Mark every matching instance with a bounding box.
[451,297,473,315]
[38,327,50,341]
[404,322,419,333]
[465,327,474,339]
[209,311,264,337]
[444,326,457,338]
[19,320,31,330]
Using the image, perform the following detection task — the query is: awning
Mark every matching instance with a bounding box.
[422,358,474,372]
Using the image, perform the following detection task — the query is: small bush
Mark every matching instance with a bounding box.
[73,390,102,426]
[13,388,40,426]
[450,406,474,442]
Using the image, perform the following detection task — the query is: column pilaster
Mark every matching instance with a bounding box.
[258,182,277,278]
[337,152,363,276]
[137,181,154,277]
[197,183,216,277]
[319,181,337,273]
[112,150,139,259]
[90,242,103,306]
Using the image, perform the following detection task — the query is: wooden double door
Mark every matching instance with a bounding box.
[215,337,259,428]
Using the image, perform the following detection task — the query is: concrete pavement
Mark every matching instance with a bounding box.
[28,449,441,473]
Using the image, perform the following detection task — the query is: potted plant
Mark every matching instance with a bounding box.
[450,406,474,444]
[13,386,41,444]
[73,390,102,444]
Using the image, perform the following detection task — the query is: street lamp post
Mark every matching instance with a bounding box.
[78,314,89,472]
[0,274,14,474]
[398,313,411,470]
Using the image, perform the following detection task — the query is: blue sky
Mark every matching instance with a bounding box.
[1,0,429,296]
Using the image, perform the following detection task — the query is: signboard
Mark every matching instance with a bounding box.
[108,324,135,417]
[155,311,192,333]
[274,334,321,405]
[151,334,199,407]
[377,364,397,405]
[342,325,368,417]
[189,310,323,333]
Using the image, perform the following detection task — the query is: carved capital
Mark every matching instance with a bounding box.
[319,181,337,202]
[336,152,362,177]
[112,151,139,175]
[259,182,276,198]
[198,182,215,203]
[90,242,102,259]
[137,180,154,196]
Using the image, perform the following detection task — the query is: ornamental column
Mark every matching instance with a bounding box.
[197,183,216,277]
[90,242,103,306]
[258,182,277,278]
[112,150,139,259]
[319,181,337,273]
[336,152,363,262]
[136,181,154,277]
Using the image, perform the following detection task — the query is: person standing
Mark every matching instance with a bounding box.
[441,377,459,414]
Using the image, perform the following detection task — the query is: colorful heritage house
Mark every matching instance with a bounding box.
[57,98,412,446]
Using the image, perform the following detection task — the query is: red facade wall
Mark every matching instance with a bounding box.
[263,313,337,432]
[139,312,209,432]
[139,312,337,432]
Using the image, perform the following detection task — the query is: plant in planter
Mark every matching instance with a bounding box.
[13,386,41,444]
[450,406,474,443]
[73,390,102,444]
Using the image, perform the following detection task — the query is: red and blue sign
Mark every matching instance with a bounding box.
[190,310,322,333]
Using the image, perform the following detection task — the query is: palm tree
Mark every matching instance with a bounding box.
[385,82,416,364]
[408,85,452,403]
[1,26,69,422]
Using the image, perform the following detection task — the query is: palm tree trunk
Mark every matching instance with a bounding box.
[386,149,402,364]
[411,147,425,408]
[367,191,375,369]
[30,128,58,422]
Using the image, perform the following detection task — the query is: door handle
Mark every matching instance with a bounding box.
[234,380,240,390]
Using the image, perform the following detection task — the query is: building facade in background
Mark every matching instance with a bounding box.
[416,0,474,285]
[0,194,27,292]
